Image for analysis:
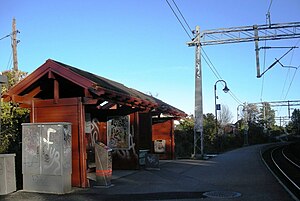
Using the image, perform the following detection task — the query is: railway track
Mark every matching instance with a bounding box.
[262,143,300,200]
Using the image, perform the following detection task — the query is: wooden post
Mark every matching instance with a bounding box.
[12,18,19,72]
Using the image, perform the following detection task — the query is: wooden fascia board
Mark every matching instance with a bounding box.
[47,60,95,89]
[6,62,52,96]
[6,59,97,100]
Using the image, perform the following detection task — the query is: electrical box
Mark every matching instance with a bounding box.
[22,123,72,194]
[0,154,16,195]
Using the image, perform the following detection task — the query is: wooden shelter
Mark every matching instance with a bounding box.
[4,59,186,187]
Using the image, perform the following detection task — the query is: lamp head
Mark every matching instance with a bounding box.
[223,85,229,93]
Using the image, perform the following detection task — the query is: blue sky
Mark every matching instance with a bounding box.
[1,0,299,123]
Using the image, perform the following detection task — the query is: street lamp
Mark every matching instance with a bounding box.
[214,80,229,137]
[237,104,244,122]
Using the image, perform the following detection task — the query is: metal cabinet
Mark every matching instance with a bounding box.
[22,123,72,194]
[0,154,16,195]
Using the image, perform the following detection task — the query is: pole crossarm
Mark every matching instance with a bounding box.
[198,22,300,46]
[252,100,300,107]
[250,100,300,119]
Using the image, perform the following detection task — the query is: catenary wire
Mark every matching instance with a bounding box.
[201,47,243,105]
[280,39,300,99]
[165,0,243,105]
[171,0,193,34]
[277,39,300,116]
[201,47,223,79]
[260,3,271,102]
[6,50,13,70]
[165,0,193,40]
[0,34,11,41]
[284,39,300,100]
[284,65,299,100]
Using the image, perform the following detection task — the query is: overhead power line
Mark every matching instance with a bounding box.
[170,0,193,34]
[165,0,193,40]
[6,50,13,70]
[280,39,300,99]
[201,47,223,79]
[201,47,243,105]
[284,65,299,100]
[0,34,11,41]
[165,1,244,105]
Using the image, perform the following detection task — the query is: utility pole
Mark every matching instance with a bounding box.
[11,18,19,72]
[186,22,300,157]
[187,26,203,158]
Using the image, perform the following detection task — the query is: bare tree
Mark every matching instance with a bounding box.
[242,103,259,123]
[218,104,233,126]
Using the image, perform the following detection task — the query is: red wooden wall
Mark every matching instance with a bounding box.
[152,119,175,160]
[30,97,87,187]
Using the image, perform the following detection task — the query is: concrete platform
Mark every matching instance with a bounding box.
[0,143,295,200]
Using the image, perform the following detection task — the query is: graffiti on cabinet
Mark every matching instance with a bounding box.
[63,125,72,170]
[0,161,2,175]
[23,127,40,171]
[42,127,61,174]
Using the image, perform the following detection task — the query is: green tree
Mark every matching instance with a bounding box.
[203,113,218,153]
[174,115,194,158]
[175,113,220,156]
[258,102,275,129]
[290,109,300,135]
[175,115,194,133]
[204,113,216,142]
[0,70,29,154]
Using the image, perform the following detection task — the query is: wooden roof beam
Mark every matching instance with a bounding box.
[48,71,56,79]
[100,102,116,110]
[88,87,105,97]
[9,86,41,103]
[82,97,99,105]
[24,86,42,99]
[89,87,157,111]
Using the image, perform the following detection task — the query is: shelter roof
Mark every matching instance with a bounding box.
[4,59,186,117]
